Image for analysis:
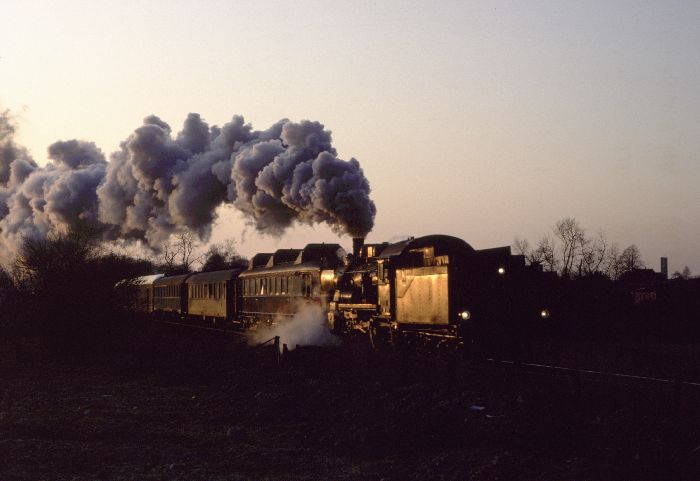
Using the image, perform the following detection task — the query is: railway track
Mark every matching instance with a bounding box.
[151,317,700,390]
[154,318,248,337]
[486,358,700,390]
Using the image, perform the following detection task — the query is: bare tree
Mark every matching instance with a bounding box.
[16,222,103,284]
[513,238,531,257]
[532,235,558,272]
[617,244,644,275]
[602,242,624,280]
[553,217,586,278]
[578,230,609,276]
[158,230,203,273]
[175,231,202,271]
[201,238,247,272]
[603,243,644,280]
[672,266,692,280]
[160,241,180,272]
[513,236,558,271]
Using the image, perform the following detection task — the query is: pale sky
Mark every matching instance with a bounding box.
[1,0,698,274]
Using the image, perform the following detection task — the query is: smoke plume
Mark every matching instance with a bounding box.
[0,111,376,263]
[248,303,341,350]
[1,112,107,262]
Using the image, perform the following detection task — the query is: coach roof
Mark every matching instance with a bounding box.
[186,269,242,284]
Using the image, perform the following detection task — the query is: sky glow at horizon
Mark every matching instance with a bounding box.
[1,0,698,274]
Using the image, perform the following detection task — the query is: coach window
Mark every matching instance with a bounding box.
[303,274,310,297]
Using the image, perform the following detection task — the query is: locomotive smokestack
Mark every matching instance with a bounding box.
[352,237,364,257]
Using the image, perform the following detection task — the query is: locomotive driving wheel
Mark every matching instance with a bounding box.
[368,321,395,351]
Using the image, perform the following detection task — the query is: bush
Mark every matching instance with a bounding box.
[13,224,154,360]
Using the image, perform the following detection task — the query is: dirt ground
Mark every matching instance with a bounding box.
[0,324,698,481]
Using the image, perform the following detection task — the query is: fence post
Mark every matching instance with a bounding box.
[273,336,280,366]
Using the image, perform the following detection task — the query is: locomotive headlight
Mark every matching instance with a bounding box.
[459,310,471,321]
[540,309,551,319]
[497,267,506,275]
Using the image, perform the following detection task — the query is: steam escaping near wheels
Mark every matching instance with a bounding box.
[248,303,342,351]
[0,111,376,264]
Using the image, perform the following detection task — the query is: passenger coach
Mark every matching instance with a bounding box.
[153,274,190,317]
[185,269,241,323]
[238,244,345,325]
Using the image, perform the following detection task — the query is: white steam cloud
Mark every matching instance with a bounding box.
[248,303,341,350]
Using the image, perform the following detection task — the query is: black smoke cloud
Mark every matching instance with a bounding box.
[0,111,376,262]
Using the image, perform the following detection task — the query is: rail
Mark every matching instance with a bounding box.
[155,319,247,337]
[486,358,700,389]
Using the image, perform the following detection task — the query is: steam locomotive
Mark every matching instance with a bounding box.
[126,234,555,352]
[329,236,556,352]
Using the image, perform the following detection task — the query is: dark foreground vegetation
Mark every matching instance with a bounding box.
[1,327,699,481]
[0,224,699,479]
[0,224,153,361]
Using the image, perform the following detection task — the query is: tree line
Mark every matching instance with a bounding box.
[0,223,247,359]
[514,217,647,280]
